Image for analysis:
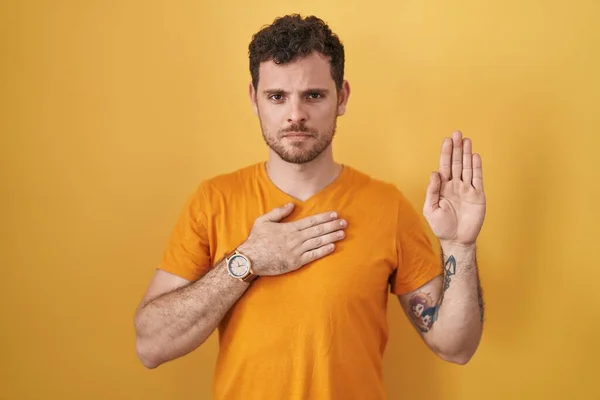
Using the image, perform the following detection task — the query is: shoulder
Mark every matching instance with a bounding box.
[179,163,261,217]
[344,165,408,202]
[195,162,261,195]
[344,165,421,218]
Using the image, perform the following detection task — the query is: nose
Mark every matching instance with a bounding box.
[287,98,308,124]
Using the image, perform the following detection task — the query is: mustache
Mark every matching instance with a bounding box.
[280,124,316,135]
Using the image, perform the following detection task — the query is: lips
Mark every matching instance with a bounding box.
[283,132,312,138]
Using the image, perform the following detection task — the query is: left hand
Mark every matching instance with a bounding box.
[423,131,486,246]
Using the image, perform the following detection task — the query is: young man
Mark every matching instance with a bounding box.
[134,14,486,400]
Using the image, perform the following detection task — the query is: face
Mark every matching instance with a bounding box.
[422,315,432,327]
[412,303,425,317]
[250,52,350,164]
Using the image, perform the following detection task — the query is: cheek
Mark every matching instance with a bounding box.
[315,103,337,118]
[258,114,276,130]
[259,107,285,126]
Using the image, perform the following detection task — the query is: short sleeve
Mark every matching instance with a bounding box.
[158,182,212,281]
[389,193,442,295]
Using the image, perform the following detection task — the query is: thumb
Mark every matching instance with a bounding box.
[423,172,441,214]
[263,202,295,222]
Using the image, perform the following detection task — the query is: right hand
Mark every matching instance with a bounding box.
[237,203,347,276]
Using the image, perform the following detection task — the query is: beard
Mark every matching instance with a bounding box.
[259,115,337,164]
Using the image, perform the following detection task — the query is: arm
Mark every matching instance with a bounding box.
[134,204,348,369]
[134,257,250,369]
[398,242,484,364]
[399,130,487,364]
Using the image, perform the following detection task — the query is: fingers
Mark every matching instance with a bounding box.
[440,131,479,184]
[299,243,337,267]
[462,138,473,184]
[472,153,484,191]
[296,215,347,266]
[262,202,295,222]
[423,171,441,214]
[300,229,345,253]
[291,210,338,231]
[451,130,463,180]
[438,138,452,181]
[300,218,346,240]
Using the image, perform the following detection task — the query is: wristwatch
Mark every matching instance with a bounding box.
[225,249,258,283]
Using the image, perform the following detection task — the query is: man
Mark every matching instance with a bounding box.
[134,14,486,400]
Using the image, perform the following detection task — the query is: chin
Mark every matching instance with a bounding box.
[282,156,316,165]
[267,138,330,164]
[280,151,320,164]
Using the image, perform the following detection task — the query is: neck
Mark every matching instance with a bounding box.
[265,147,342,201]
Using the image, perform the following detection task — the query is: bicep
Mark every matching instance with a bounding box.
[397,275,443,335]
[137,269,192,311]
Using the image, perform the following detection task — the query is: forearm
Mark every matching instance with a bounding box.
[429,243,484,363]
[135,258,250,368]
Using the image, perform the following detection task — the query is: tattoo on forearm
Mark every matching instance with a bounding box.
[408,292,440,333]
[407,255,455,333]
[443,255,456,292]
[408,253,485,334]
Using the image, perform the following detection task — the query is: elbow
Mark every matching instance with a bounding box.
[134,322,163,369]
[438,349,475,365]
[134,311,163,369]
[433,328,482,365]
[134,326,209,369]
[136,337,163,369]
[434,339,480,365]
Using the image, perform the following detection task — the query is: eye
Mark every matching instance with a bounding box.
[269,94,284,102]
[307,92,322,99]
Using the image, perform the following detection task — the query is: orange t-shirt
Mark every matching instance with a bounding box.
[159,162,441,400]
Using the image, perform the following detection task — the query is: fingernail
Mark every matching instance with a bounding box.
[340,220,346,227]
[330,212,337,218]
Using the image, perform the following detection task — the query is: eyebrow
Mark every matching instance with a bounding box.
[262,88,331,96]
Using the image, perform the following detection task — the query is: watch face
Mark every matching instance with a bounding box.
[228,254,249,277]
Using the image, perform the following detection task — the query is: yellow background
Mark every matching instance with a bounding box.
[2,0,598,399]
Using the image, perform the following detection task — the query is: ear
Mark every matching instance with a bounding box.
[336,80,351,116]
[249,82,259,116]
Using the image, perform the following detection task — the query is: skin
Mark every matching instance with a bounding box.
[398,131,486,364]
[248,52,351,201]
[134,206,348,369]
[134,53,352,369]
[134,50,486,368]
[248,50,487,364]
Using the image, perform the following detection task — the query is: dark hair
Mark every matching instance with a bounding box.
[248,14,345,91]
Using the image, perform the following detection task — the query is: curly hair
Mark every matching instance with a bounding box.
[248,14,345,91]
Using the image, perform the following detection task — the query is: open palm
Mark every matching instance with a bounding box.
[424,131,486,246]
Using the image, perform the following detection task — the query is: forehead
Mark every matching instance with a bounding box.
[257,52,335,90]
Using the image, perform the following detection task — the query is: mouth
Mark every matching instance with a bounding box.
[283,132,313,138]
